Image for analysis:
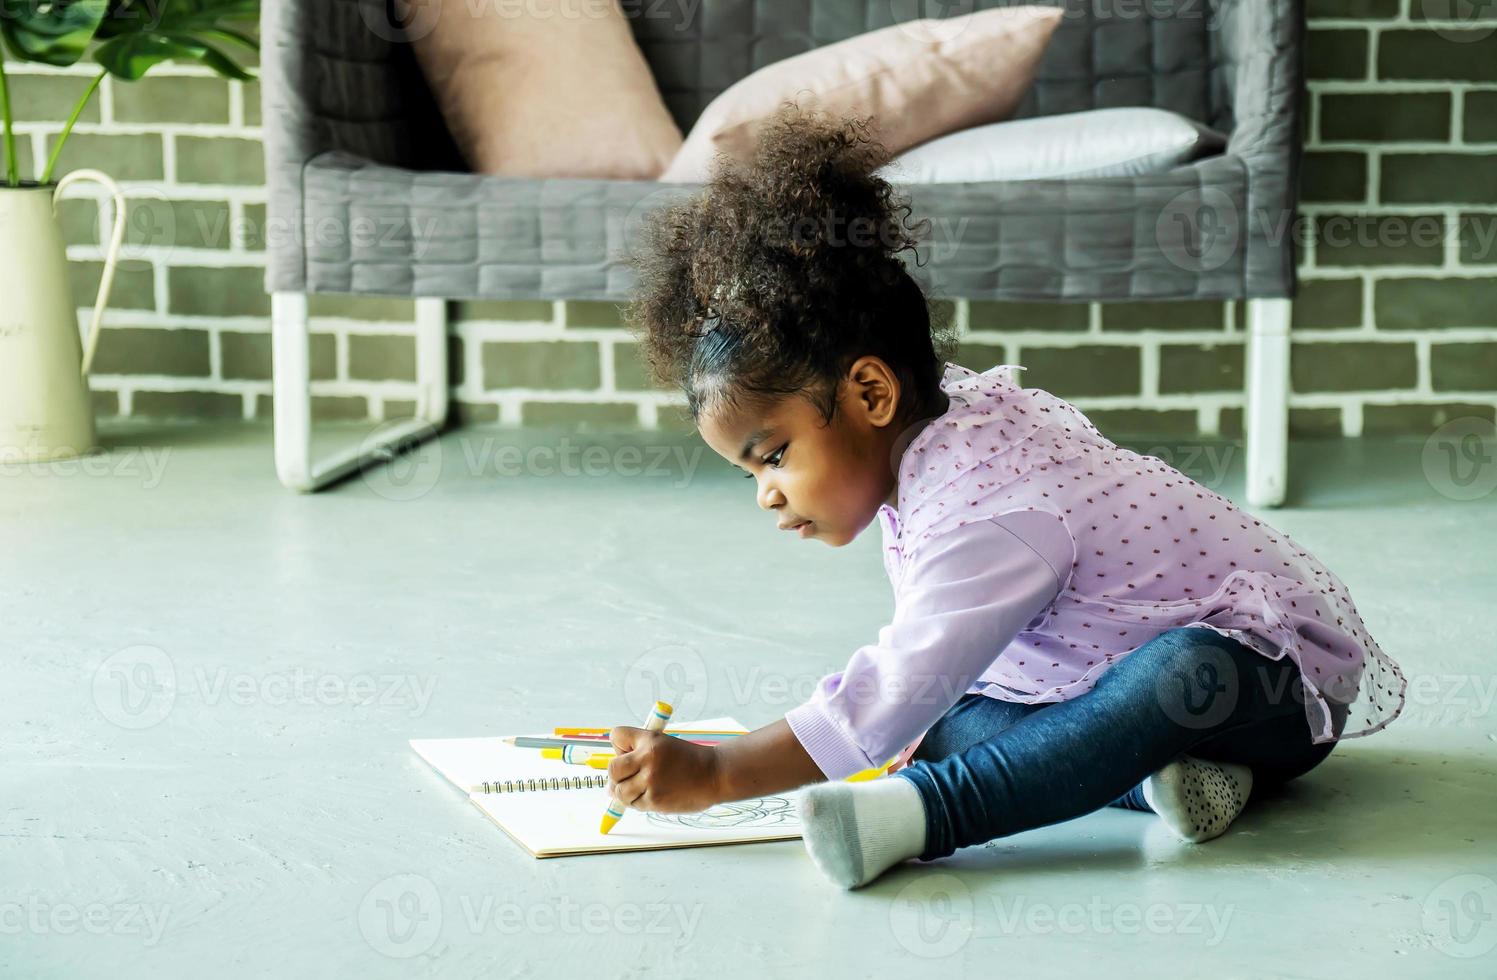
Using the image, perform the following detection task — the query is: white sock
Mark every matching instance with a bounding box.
[798,777,927,889]
[1142,754,1254,843]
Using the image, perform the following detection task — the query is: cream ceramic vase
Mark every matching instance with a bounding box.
[0,170,124,462]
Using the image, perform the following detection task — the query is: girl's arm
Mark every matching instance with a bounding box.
[779,510,1073,781]
[606,511,1073,812]
[711,718,826,802]
[605,716,823,812]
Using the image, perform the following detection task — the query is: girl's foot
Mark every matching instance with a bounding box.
[1142,754,1254,843]
[798,777,927,889]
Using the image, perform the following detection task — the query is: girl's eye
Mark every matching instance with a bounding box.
[741,444,787,476]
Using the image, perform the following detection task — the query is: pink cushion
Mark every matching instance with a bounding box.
[412,0,683,180]
[659,6,1066,184]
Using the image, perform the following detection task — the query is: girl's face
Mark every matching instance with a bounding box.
[696,357,906,547]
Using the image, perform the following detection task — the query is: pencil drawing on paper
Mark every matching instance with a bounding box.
[645,796,799,830]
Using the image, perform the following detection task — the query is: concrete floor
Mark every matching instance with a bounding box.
[3,421,1494,978]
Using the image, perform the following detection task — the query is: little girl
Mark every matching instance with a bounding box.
[608,104,1408,890]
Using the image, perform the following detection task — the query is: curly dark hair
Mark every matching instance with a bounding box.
[622,101,956,430]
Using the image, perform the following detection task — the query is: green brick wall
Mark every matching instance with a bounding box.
[12,6,1497,437]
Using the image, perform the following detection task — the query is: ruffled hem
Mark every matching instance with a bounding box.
[972,641,1405,747]
[967,569,1408,746]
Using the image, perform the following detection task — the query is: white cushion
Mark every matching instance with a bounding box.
[875,107,1228,184]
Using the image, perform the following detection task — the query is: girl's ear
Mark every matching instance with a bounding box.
[846,355,900,428]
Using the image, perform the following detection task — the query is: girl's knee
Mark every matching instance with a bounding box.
[1096,627,1252,729]
[914,693,1042,762]
[1100,626,1235,688]
[1128,626,1235,665]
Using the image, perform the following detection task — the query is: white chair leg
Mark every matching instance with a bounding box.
[1244,297,1291,508]
[271,292,450,492]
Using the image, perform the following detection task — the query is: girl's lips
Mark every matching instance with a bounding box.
[798,521,814,538]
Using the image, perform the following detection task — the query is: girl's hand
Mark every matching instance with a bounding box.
[605,727,724,814]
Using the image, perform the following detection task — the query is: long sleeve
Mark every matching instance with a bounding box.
[784,510,1075,780]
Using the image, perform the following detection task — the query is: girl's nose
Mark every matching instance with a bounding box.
[757,479,784,511]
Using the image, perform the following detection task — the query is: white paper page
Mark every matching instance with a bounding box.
[410,716,805,856]
[471,781,804,857]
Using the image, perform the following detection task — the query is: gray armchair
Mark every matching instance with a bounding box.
[261,0,1303,503]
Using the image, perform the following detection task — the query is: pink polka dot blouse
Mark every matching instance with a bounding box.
[784,362,1407,781]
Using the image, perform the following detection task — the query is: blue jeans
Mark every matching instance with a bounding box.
[895,626,1347,861]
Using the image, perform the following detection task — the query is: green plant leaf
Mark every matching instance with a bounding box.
[170,32,251,80]
[96,0,261,40]
[93,30,252,81]
[90,0,259,80]
[0,0,110,66]
[201,26,257,52]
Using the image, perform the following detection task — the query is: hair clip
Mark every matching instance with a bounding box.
[694,307,723,337]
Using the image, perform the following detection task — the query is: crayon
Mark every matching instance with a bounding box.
[599,700,673,834]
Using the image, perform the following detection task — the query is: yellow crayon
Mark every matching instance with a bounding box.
[542,745,613,769]
[845,756,899,781]
[599,699,674,834]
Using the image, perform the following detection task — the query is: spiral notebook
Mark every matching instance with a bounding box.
[410,717,804,858]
